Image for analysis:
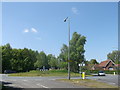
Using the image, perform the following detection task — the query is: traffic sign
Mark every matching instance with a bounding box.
[67,60,73,62]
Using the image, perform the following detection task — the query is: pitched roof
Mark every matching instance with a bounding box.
[94,64,99,67]
[92,64,102,70]
[99,59,112,67]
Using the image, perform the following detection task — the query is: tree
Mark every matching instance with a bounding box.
[2,43,38,72]
[34,51,48,69]
[107,50,120,64]
[10,48,23,72]
[58,61,67,70]
[70,32,86,72]
[59,44,68,62]
[48,54,58,69]
[59,32,86,72]
[2,43,12,72]
[89,59,99,64]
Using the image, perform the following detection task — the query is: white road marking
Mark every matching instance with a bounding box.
[36,83,49,88]
[23,80,27,81]
[109,82,116,85]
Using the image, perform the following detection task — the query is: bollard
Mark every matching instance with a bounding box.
[82,72,85,79]
[114,72,115,75]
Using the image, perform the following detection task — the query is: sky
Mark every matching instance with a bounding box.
[2,2,118,62]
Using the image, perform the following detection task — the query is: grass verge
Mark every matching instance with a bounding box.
[56,79,118,88]
[8,70,85,77]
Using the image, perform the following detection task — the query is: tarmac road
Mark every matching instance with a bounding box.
[0,74,119,89]
[89,74,119,86]
[1,74,86,88]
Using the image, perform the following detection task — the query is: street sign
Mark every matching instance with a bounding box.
[83,64,85,66]
[79,63,85,66]
[79,64,82,66]
[67,60,73,62]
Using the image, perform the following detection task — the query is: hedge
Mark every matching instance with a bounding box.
[84,70,120,75]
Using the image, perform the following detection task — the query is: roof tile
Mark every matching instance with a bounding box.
[99,60,111,67]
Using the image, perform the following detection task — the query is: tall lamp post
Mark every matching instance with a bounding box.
[64,17,70,80]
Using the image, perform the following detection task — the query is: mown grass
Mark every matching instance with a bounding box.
[8,70,93,77]
[8,70,83,77]
[57,79,118,88]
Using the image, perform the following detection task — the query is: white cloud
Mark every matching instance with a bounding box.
[24,29,29,33]
[31,28,38,33]
[23,27,38,33]
[71,7,79,14]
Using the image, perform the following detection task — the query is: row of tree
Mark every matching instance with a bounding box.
[1,44,62,72]
[0,32,119,73]
[1,32,86,73]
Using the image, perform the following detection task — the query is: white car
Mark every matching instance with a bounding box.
[98,71,105,76]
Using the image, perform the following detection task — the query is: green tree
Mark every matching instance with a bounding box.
[107,50,120,64]
[59,32,86,72]
[89,59,99,64]
[58,61,67,70]
[59,44,68,62]
[48,54,58,69]
[2,43,12,72]
[47,54,53,67]
[10,49,23,72]
[34,51,48,69]
[2,43,45,72]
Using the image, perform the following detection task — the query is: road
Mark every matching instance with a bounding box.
[1,74,86,88]
[72,74,119,86]
[0,74,119,89]
[89,74,119,86]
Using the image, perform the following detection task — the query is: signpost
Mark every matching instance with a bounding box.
[79,62,85,78]
[67,60,73,62]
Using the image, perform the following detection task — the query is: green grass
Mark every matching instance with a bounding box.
[8,69,82,77]
[57,79,118,88]
[8,69,120,77]
[8,69,94,77]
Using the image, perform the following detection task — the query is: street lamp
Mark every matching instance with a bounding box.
[64,17,70,80]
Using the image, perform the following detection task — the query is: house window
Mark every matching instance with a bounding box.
[109,67,113,70]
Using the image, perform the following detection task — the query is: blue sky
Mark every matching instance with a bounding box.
[2,2,118,62]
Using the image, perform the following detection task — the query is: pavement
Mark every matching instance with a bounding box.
[0,74,119,89]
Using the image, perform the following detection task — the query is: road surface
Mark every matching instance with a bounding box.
[89,74,119,86]
[0,74,119,89]
[1,74,86,88]
[72,74,119,86]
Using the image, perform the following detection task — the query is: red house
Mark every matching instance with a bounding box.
[92,59,117,70]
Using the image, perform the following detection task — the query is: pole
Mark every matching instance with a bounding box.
[64,17,70,80]
[80,65,81,77]
[68,17,70,80]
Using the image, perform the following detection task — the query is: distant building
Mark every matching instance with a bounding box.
[91,59,117,70]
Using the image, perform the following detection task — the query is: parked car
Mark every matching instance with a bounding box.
[98,71,105,76]
[4,70,16,74]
